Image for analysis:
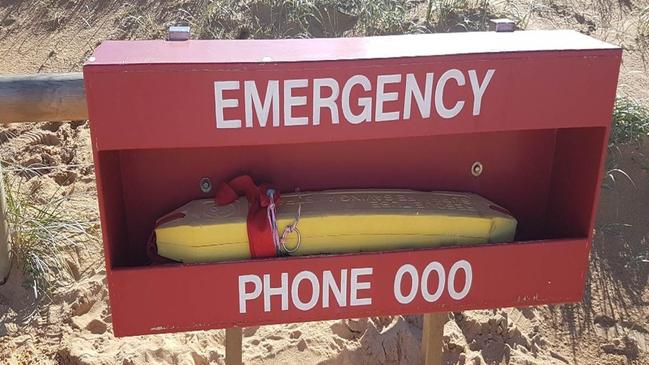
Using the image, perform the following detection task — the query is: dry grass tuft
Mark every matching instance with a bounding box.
[4,169,96,299]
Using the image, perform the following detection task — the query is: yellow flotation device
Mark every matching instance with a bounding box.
[154,190,517,263]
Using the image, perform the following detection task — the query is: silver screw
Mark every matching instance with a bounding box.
[471,162,483,177]
[200,177,212,193]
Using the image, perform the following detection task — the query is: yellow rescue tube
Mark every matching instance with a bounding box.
[154,190,517,263]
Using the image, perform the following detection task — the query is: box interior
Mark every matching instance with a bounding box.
[97,127,606,268]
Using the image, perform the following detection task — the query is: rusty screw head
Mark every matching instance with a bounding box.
[200,177,212,193]
[471,161,483,177]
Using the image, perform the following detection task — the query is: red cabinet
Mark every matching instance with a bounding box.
[84,30,621,336]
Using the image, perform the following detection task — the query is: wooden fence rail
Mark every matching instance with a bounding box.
[0,72,87,123]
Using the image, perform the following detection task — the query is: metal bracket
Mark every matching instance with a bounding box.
[167,26,191,41]
[490,19,516,32]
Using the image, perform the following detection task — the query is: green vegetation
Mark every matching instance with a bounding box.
[425,0,519,32]
[610,96,649,147]
[352,0,419,36]
[132,0,528,41]
[604,96,648,190]
[190,0,420,39]
[4,173,95,298]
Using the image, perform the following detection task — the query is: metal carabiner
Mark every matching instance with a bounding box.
[266,189,282,255]
[280,201,302,255]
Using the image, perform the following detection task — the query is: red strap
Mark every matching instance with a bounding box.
[215,175,279,258]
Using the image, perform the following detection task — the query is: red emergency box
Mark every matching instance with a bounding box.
[84,30,621,337]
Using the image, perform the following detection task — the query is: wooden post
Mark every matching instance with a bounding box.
[225,327,243,365]
[0,73,87,123]
[0,163,10,285]
[421,313,446,365]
